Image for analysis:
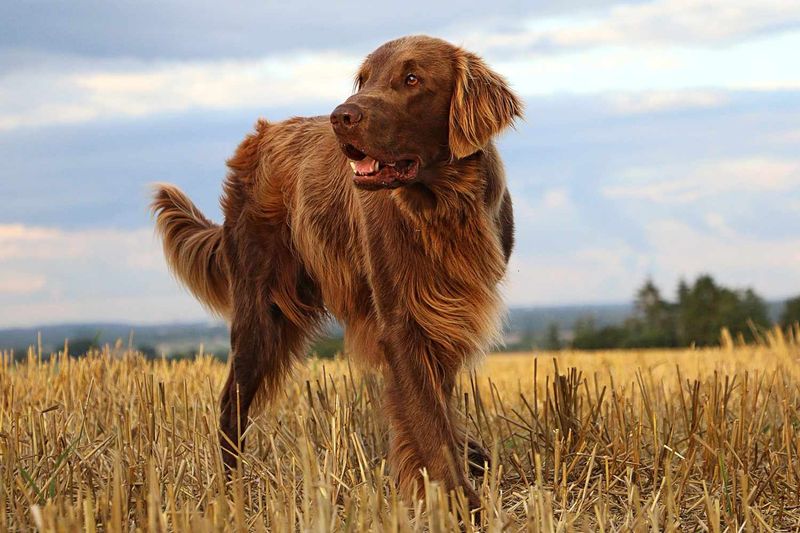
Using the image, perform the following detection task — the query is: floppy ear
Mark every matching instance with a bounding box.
[449,50,523,159]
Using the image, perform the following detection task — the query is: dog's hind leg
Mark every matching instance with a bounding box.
[219,305,309,471]
[218,249,324,471]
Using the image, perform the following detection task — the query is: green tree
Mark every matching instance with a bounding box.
[571,316,628,350]
[571,276,770,349]
[542,322,562,350]
[676,275,769,346]
[626,279,678,347]
[66,336,101,358]
[780,296,800,327]
[310,336,344,359]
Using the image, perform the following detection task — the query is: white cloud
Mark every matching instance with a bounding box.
[0,273,47,295]
[645,219,800,296]
[605,90,728,114]
[0,224,209,326]
[0,224,60,242]
[704,212,734,236]
[0,224,163,267]
[0,294,206,328]
[459,0,800,52]
[492,30,800,97]
[603,158,800,203]
[0,51,359,131]
[503,216,800,305]
[514,188,576,221]
[541,188,572,209]
[2,5,800,131]
[768,128,800,145]
[502,240,649,305]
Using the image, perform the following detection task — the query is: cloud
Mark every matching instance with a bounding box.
[605,90,728,114]
[514,188,576,220]
[461,0,800,53]
[541,188,573,209]
[768,128,800,145]
[0,52,359,131]
[489,31,800,98]
[0,224,163,266]
[0,273,47,295]
[504,216,800,306]
[603,158,800,203]
[503,240,649,305]
[703,212,735,236]
[2,87,800,323]
[0,224,209,326]
[0,0,619,62]
[591,0,800,46]
[645,218,800,296]
[3,1,800,131]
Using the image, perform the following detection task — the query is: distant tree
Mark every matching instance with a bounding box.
[573,325,628,350]
[137,344,157,359]
[626,279,678,347]
[570,276,770,349]
[571,317,628,350]
[635,279,663,320]
[571,316,596,344]
[677,278,690,302]
[676,275,769,345]
[503,330,536,352]
[542,323,562,350]
[734,289,770,334]
[310,336,344,359]
[212,350,230,361]
[780,296,800,327]
[67,337,99,358]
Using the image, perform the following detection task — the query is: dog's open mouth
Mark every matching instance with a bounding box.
[342,144,420,190]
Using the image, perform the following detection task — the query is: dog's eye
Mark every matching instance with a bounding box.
[405,74,419,86]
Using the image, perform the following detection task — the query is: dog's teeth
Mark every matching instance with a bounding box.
[387,162,396,167]
[373,160,380,172]
[349,161,357,172]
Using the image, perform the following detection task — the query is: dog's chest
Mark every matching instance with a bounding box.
[291,168,372,321]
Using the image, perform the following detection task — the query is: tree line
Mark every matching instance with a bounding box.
[547,275,800,350]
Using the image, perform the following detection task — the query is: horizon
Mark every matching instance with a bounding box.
[1,0,799,327]
[0,295,791,331]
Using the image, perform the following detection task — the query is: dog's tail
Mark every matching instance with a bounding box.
[151,184,230,317]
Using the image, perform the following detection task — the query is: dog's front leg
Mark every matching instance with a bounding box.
[380,334,480,510]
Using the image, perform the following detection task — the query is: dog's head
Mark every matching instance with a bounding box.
[330,36,522,190]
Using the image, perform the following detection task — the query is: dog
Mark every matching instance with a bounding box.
[152,35,521,508]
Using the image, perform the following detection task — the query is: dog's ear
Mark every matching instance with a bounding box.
[449,50,523,160]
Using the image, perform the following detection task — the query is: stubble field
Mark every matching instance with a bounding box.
[2,329,800,531]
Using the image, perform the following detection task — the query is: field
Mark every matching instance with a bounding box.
[2,330,800,531]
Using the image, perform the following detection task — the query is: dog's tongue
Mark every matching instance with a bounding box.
[354,156,377,174]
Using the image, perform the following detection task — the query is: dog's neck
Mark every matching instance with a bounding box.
[391,146,504,226]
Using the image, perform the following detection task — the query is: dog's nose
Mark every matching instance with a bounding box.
[330,104,363,131]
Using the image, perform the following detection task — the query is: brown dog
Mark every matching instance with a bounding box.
[152,35,521,507]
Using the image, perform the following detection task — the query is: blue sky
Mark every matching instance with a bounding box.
[1,0,799,326]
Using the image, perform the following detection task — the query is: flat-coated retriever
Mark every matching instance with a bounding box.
[152,35,522,508]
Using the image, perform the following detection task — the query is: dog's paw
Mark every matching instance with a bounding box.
[465,438,490,477]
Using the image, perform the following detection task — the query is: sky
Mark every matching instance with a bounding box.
[1,0,799,326]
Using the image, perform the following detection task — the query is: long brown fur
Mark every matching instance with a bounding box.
[152,184,230,316]
[151,35,521,509]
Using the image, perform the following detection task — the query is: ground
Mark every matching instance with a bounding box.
[2,329,799,531]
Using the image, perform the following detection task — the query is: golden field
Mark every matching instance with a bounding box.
[2,329,800,532]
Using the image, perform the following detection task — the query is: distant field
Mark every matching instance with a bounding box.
[2,331,799,531]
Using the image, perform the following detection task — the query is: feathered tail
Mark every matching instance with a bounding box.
[151,184,230,317]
